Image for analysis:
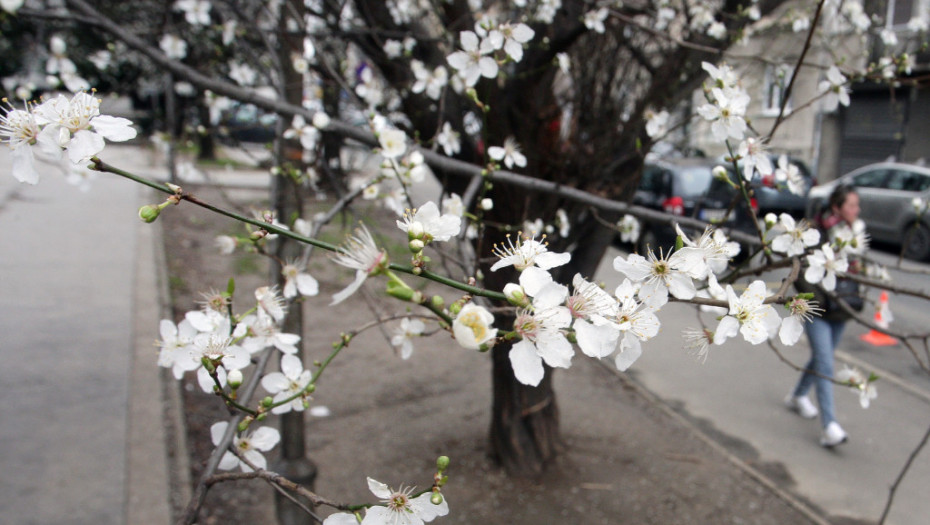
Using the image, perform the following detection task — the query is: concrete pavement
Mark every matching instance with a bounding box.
[596,246,930,525]
[0,145,192,525]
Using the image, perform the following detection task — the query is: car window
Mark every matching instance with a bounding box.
[851,169,889,188]
[673,166,714,198]
[639,165,667,194]
[886,169,930,192]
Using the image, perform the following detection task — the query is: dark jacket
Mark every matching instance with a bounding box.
[794,213,862,322]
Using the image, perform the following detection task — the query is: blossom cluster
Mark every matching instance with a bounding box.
[2,92,137,185]
[157,284,323,472]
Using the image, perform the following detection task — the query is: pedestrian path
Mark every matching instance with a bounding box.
[0,146,172,524]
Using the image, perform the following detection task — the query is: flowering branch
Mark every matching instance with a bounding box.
[207,470,349,510]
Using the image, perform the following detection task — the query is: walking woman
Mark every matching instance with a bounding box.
[785,184,863,448]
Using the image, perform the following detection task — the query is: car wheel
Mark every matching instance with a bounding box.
[902,222,930,261]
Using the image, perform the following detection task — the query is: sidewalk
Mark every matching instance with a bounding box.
[0,148,165,524]
[595,247,930,525]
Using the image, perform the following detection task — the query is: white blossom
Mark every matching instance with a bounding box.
[379,128,408,159]
[160,34,188,60]
[737,138,772,180]
[396,201,462,242]
[446,31,498,87]
[33,92,137,164]
[360,477,449,525]
[330,224,387,305]
[174,0,211,26]
[436,122,460,156]
[281,260,319,299]
[584,8,608,34]
[713,281,781,345]
[613,250,696,309]
[819,66,850,112]
[211,422,280,472]
[490,233,571,272]
[452,303,496,350]
[510,279,573,386]
[804,243,847,291]
[411,61,448,100]
[771,214,820,256]
[261,354,313,414]
[488,137,527,169]
[645,109,669,138]
[391,317,426,359]
[835,366,878,408]
[696,87,750,141]
[617,215,641,243]
[1,101,41,184]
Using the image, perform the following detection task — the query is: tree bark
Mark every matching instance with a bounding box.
[488,332,562,477]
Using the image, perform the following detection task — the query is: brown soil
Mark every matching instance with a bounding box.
[162,184,815,524]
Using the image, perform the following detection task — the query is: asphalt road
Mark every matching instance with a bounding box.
[596,245,930,525]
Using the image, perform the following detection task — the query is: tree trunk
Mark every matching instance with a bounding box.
[488,333,561,477]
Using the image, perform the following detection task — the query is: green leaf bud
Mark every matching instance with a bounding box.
[138,204,160,223]
[262,396,274,408]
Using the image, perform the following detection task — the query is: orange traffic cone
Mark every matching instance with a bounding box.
[860,290,897,346]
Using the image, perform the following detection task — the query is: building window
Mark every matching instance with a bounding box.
[762,63,793,116]
[886,0,915,27]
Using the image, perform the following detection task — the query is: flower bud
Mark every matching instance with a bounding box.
[138,204,160,223]
[448,301,463,316]
[503,283,528,307]
[312,112,330,129]
[430,493,444,506]
[256,413,267,421]
[227,369,243,389]
[262,396,274,408]
[712,165,728,180]
[431,295,445,309]
[479,198,493,211]
[764,213,778,229]
[409,239,425,253]
[305,383,316,394]
[436,455,450,472]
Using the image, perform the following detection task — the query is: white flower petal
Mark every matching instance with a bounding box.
[509,339,545,386]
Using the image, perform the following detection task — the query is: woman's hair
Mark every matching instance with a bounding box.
[828,184,857,212]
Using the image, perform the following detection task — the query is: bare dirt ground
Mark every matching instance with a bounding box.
[162,184,815,524]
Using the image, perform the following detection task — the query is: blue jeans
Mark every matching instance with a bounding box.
[792,317,845,428]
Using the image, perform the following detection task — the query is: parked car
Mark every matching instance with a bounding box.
[629,158,730,253]
[725,155,816,219]
[220,103,278,143]
[807,162,930,260]
[694,168,760,260]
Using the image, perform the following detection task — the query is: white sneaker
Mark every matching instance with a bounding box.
[820,422,848,448]
[785,395,819,419]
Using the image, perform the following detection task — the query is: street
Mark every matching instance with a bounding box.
[596,245,930,525]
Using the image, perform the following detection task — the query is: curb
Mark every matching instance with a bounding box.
[126,187,192,524]
[595,359,832,525]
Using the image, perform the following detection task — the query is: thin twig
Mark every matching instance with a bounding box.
[878,422,930,524]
